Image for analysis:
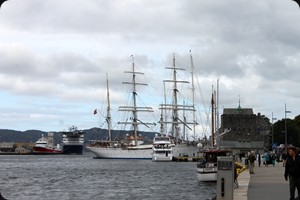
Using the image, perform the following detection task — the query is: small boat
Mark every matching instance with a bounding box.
[196,148,231,182]
[33,133,62,154]
[152,134,174,162]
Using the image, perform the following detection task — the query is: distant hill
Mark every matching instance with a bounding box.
[0,128,157,144]
[0,129,45,143]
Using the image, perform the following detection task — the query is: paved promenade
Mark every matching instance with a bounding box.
[234,167,250,200]
[234,163,290,200]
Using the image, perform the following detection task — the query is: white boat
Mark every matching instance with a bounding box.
[86,57,155,159]
[152,134,174,162]
[196,148,231,182]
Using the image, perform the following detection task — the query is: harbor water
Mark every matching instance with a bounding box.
[0,153,216,200]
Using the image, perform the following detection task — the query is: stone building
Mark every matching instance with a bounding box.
[218,104,271,153]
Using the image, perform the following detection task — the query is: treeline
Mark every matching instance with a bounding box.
[272,115,300,148]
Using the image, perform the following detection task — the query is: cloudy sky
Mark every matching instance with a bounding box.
[0,0,299,138]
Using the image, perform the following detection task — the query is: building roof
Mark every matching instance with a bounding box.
[223,108,254,115]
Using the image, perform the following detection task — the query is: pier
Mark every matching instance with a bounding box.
[234,163,289,200]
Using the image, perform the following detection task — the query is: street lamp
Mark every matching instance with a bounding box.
[285,103,291,153]
[271,112,277,149]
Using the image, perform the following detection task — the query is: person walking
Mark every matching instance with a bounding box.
[248,151,256,174]
[271,153,276,167]
[284,146,300,200]
[282,152,288,167]
[258,153,261,167]
[264,152,270,167]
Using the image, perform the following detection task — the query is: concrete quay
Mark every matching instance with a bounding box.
[233,163,290,200]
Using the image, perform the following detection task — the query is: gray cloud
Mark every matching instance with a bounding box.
[0,0,299,132]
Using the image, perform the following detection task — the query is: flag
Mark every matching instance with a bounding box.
[93,109,97,115]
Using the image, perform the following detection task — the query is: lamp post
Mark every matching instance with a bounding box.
[285,103,291,153]
[271,112,277,150]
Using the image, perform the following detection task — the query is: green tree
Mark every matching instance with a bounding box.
[272,115,300,148]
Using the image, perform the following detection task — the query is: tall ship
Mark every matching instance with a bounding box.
[86,56,156,159]
[61,126,85,155]
[33,132,62,154]
[159,53,200,160]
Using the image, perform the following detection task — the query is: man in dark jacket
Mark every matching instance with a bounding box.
[285,146,300,200]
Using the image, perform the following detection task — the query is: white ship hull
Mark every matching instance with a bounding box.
[86,145,152,159]
[197,167,217,182]
[196,148,231,182]
[172,143,198,158]
[152,152,173,162]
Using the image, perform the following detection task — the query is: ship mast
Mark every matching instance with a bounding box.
[106,73,112,142]
[159,54,195,144]
[118,55,155,146]
[172,55,180,142]
[163,81,167,134]
[211,88,215,147]
[189,50,197,140]
[216,79,219,146]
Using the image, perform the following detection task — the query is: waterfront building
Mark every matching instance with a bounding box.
[218,103,271,153]
[0,142,34,154]
[0,142,15,153]
[14,142,34,154]
[15,145,32,154]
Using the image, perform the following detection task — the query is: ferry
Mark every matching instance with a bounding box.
[152,134,174,162]
[61,126,84,155]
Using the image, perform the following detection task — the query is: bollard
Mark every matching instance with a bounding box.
[217,156,234,200]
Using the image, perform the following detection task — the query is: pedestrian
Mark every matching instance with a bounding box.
[282,152,288,167]
[258,153,261,167]
[264,152,270,167]
[271,153,276,167]
[284,146,300,200]
[248,151,256,174]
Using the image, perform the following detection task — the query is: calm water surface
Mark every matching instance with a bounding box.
[0,153,215,200]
